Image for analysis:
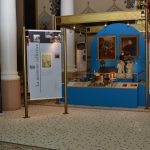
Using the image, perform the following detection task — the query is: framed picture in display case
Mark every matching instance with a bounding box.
[120,35,138,57]
[97,36,116,60]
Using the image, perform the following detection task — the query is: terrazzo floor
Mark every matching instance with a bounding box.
[0,105,150,150]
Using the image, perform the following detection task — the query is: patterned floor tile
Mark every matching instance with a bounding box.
[0,105,150,150]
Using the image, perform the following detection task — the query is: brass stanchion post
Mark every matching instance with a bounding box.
[85,31,88,72]
[145,0,149,109]
[22,27,29,118]
[63,27,69,114]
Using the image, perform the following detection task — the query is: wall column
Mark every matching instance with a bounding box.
[0,0,21,111]
[61,0,76,72]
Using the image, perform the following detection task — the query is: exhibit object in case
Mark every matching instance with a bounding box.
[76,42,86,71]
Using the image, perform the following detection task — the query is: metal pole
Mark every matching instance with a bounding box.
[85,31,88,72]
[54,15,57,30]
[0,64,2,114]
[145,0,149,109]
[22,26,29,118]
[63,27,68,114]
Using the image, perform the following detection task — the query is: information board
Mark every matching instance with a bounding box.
[28,30,62,100]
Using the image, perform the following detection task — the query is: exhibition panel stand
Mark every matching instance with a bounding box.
[57,10,149,109]
[22,27,68,118]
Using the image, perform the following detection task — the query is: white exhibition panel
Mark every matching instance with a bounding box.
[27,30,62,100]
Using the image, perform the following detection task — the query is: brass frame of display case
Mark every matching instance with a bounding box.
[56,10,149,109]
[56,10,149,34]
[56,10,143,25]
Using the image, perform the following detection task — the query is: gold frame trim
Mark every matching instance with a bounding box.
[86,24,148,34]
[56,10,143,25]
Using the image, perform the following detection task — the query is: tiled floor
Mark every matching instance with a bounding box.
[0,105,150,150]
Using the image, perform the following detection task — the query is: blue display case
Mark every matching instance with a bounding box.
[61,23,149,108]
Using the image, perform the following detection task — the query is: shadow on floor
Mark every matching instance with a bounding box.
[0,141,56,150]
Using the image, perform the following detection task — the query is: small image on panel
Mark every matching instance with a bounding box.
[41,53,51,68]
[55,53,60,59]
[33,34,40,42]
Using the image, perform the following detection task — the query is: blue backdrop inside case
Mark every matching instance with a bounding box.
[90,23,146,82]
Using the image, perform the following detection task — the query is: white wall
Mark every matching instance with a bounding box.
[74,0,135,14]
[37,0,136,16]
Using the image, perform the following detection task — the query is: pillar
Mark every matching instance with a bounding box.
[0,0,21,111]
[61,0,76,72]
